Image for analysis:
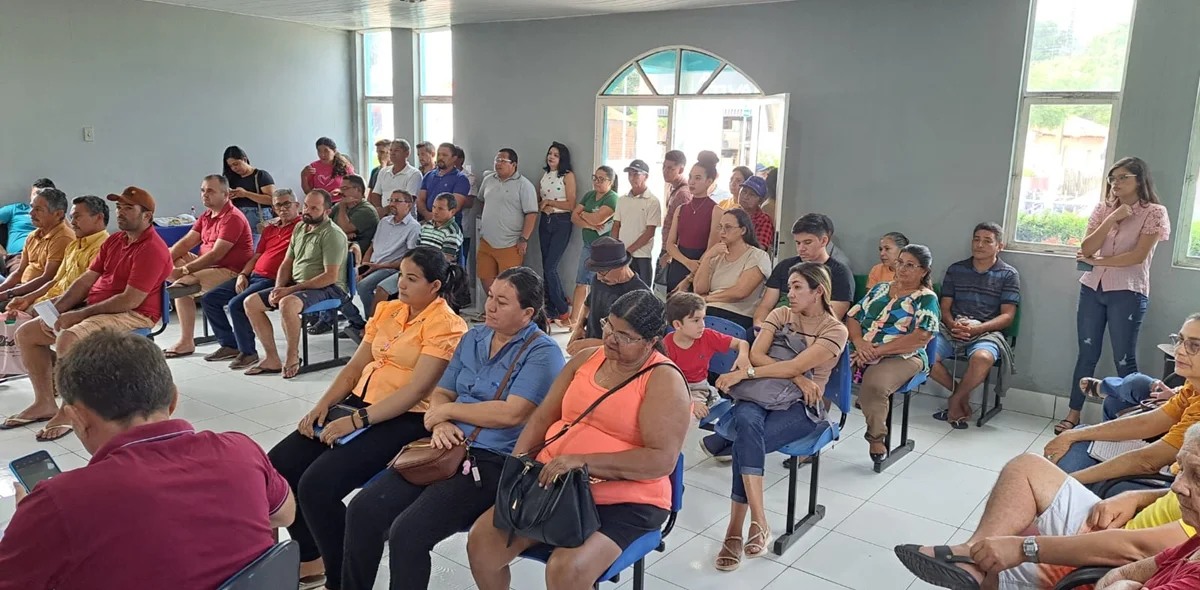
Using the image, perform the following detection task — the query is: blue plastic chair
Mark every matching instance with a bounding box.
[132,281,171,339]
[700,349,852,556]
[704,316,747,375]
[519,454,685,590]
[873,337,938,473]
[216,539,300,589]
[296,252,357,375]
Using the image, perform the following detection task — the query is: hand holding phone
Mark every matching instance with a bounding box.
[9,450,61,495]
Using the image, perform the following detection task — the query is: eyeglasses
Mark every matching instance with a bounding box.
[896,261,922,271]
[601,318,644,345]
[717,223,739,233]
[494,158,513,164]
[593,175,612,183]
[1108,174,1138,184]
[388,198,412,204]
[273,202,296,210]
[1170,333,1200,356]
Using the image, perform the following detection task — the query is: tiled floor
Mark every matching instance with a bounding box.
[0,315,1061,590]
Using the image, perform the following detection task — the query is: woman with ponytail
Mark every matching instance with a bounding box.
[664,150,724,293]
[341,266,564,589]
[267,245,467,590]
[302,137,356,200]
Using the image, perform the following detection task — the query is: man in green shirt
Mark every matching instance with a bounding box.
[243,189,348,379]
[316,174,377,334]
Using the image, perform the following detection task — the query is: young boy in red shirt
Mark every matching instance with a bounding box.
[664,292,750,419]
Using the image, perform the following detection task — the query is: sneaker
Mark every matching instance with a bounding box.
[699,434,733,463]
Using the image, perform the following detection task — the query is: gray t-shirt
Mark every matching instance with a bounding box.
[478,171,538,248]
[369,214,422,264]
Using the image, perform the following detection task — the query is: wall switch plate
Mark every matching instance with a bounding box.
[83,126,94,142]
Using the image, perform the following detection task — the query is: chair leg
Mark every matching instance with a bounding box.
[773,452,824,556]
[194,310,217,345]
[875,393,916,473]
[300,315,310,368]
[977,361,1004,427]
[633,558,645,590]
[296,311,353,375]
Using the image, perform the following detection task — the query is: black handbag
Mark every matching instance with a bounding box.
[494,359,684,548]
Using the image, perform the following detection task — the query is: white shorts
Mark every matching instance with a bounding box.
[999,476,1101,589]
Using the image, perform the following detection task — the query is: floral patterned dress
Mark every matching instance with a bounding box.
[847,281,940,370]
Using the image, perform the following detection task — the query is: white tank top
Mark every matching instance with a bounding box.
[540,171,570,214]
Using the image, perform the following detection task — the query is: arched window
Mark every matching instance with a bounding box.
[600,48,763,97]
[595,47,785,258]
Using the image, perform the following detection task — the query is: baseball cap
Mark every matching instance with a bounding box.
[106,186,157,213]
[741,176,768,198]
[624,159,650,175]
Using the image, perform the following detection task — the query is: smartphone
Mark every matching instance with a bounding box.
[9,450,61,493]
[1076,260,1094,272]
[313,404,369,445]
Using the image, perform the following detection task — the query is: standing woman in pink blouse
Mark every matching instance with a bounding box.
[1055,157,1171,434]
[301,137,355,202]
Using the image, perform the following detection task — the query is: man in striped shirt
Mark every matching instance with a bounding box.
[419,192,463,262]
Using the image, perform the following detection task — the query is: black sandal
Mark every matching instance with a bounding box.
[1053,419,1077,435]
[1080,378,1103,400]
[894,544,980,590]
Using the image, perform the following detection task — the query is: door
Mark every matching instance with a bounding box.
[597,101,672,263]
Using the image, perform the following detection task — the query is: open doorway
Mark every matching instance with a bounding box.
[596,47,788,261]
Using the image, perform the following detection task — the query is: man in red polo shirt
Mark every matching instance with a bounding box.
[9,186,173,442]
[163,174,254,358]
[0,330,295,590]
[199,188,303,370]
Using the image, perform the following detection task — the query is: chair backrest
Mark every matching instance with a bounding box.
[344,252,357,294]
[216,540,300,590]
[1005,303,1021,345]
[823,348,853,414]
[853,274,868,301]
[704,316,747,375]
[922,337,938,374]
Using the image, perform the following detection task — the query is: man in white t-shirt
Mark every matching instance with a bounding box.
[368,139,423,218]
[611,159,661,286]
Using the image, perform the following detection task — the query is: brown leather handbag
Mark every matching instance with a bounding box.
[389,337,536,486]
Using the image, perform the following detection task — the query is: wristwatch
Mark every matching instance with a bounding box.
[517,236,529,244]
[1022,536,1040,563]
[746,367,756,379]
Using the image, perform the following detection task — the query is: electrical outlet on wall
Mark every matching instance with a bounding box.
[83,126,94,142]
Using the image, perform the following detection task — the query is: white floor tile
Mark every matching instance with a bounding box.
[647,535,789,590]
[872,455,997,527]
[792,531,915,590]
[192,413,273,436]
[833,503,958,550]
[980,410,1052,434]
[238,398,316,430]
[764,569,851,590]
[923,425,1038,472]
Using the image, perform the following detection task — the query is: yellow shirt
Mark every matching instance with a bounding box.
[1125,490,1197,537]
[20,222,73,283]
[353,297,467,407]
[39,230,108,302]
[717,197,740,211]
[1160,383,1200,449]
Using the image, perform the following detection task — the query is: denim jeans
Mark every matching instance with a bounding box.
[355,268,399,323]
[1055,424,1169,495]
[200,274,275,356]
[1098,372,1156,421]
[238,205,273,234]
[1069,284,1148,411]
[539,213,572,317]
[721,402,821,503]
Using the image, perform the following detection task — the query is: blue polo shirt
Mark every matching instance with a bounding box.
[941,257,1021,323]
[0,203,35,254]
[439,322,565,454]
[420,168,471,224]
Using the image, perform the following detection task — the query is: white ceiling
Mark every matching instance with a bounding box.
[141,0,792,30]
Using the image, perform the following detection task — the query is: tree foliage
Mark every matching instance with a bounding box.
[1016,210,1088,245]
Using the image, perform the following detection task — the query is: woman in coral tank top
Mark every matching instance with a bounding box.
[467,290,690,590]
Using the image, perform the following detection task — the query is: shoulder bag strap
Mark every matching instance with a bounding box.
[464,335,537,446]
[521,356,685,458]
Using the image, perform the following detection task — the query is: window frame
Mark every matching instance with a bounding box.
[416,27,453,144]
[1002,0,1137,256]
[1172,79,1200,268]
[357,28,394,171]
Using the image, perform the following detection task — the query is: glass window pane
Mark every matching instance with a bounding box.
[679,50,721,94]
[703,65,761,95]
[1014,103,1113,246]
[603,66,654,96]
[422,102,454,144]
[1190,179,1200,258]
[366,103,394,169]
[637,51,677,95]
[1026,0,1134,92]
[419,30,453,97]
[601,104,669,261]
[364,31,392,97]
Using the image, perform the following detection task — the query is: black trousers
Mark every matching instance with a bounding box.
[268,408,429,590]
[629,257,653,288]
[341,448,506,590]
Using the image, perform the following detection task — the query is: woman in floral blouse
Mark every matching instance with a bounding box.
[847,244,939,463]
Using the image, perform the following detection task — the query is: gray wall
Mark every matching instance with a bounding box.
[0,0,353,220]
[455,0,1200,394]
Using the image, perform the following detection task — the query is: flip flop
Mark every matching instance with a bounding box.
[1053,419,1077,435]
[244,365,282,376]
[949,419,969,430]
[163,350,194,359]
[0,415,50,430]
[933,409,950,421]
[282,362,302,380]
[894,545,980,590]
[35,424,74,442]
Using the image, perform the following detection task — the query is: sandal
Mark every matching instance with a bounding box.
[949,419,969,430]
[714,535,743,572]
[0,415,50,430]
[35,424,74,442]
[894,544,980,590]
[282,362,302,380]
[1079,378,1103,400]
[163,349,194,359]
[933,409,949,421]
[1053,419,1077,435]
[298,574,327,590]
[744,521,772,559]
[244,364,282,376]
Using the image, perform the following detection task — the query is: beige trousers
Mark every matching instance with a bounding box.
[858,355,924,442]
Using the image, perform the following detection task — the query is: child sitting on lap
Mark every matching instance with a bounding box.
[664,292,750,419]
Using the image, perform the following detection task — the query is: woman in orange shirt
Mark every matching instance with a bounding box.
[268,246,469,590]
[466,291,690,590]
[866,231,909,290]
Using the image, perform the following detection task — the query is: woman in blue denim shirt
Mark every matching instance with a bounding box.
[223,145,276,234]
[340,266,565,590]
